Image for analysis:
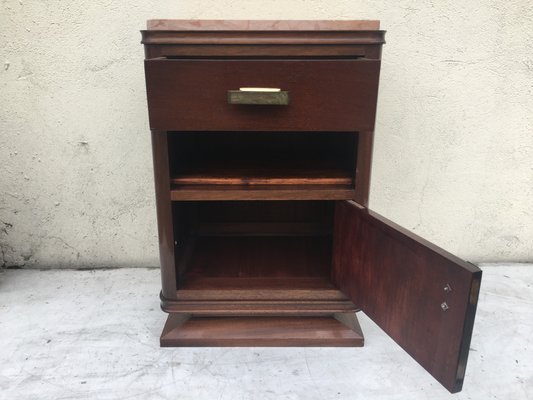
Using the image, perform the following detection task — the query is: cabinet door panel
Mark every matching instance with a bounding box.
[332,201,481,393]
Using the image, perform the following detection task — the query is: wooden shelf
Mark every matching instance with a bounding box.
[170,167,354,200]
[171,184,355,200]
[173,234,351,309]
[171,167,353,186]
[177,277,347,301]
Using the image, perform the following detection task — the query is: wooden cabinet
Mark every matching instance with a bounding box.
[141,20,481,393]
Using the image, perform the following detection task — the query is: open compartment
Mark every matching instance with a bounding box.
[168,132,358,200]
[165,198,482,384]
[172,200,349,302]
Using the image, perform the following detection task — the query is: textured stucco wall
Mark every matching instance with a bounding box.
[1,1,532,268]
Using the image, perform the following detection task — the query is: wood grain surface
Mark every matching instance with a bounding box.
[332,201,482,393]
[145,59,380,132]
[171,167,353,186]
[160,314,364,347]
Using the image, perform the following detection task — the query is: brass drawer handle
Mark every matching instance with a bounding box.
[227,87,290,105]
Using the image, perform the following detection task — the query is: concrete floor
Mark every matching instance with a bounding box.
[0,264,532,400]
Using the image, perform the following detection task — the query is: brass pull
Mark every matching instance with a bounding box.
[227,87,290,105]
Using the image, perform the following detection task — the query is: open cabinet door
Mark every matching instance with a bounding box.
[332,201,481,393]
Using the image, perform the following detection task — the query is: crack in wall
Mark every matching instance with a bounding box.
[1,220,13,235]
[412,175,431,231]
[47,236,81,259]
[0,245,6,270]
[0,220,12,269]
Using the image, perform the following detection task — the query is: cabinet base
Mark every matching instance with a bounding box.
[160,313,364,347]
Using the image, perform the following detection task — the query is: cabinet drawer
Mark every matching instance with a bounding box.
[144,59,380,132]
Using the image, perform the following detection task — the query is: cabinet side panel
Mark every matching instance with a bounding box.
[151,131,177,299]
[353,131,373,207]
[332,201,481,393]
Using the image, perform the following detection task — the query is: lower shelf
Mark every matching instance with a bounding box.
[177,277,347,301]
[160,313,364,347]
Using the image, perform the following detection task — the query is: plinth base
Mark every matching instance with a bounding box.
[160,313,364,347]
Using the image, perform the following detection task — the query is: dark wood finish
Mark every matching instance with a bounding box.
[158,201,357,316]
[170,185,355,201]
[144,44,382,59]
[169,132,356,175]
[331,201,482,393]
[177,277,347,301]
[187,200,334,225]
[160,313,364,347]
[150,131,177,299]
[141,31,384,45]
[141,20,385,60]
[160,299,356,316]
[354,131,374,206]
[168,131,357,199]
[191,222,331,236]
[159,201,357,316]
[141,31,385,59]
[141,32,384,48]
[144,59,380,132]
[143,20,480,393]
[171,168,352,186]
[144,21,380,347]
[183,236,331,279]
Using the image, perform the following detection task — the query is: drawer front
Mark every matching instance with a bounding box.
[145,59,380,132]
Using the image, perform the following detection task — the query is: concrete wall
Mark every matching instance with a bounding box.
[1,1,532,268]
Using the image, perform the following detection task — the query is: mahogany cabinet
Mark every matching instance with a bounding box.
[141,20,481,393]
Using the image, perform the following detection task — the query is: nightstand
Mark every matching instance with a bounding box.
[141,20,481,393]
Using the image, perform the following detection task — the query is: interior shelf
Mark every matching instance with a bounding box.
[177,235,346,301]
[170,184,355,200]
[171,166,353,186]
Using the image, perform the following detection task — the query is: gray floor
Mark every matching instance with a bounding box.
[1,264,532,400]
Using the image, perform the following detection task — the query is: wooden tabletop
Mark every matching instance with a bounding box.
[147,19,380,31]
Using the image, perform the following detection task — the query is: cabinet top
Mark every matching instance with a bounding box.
[146,19,380,31]
[142,20,384,59]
